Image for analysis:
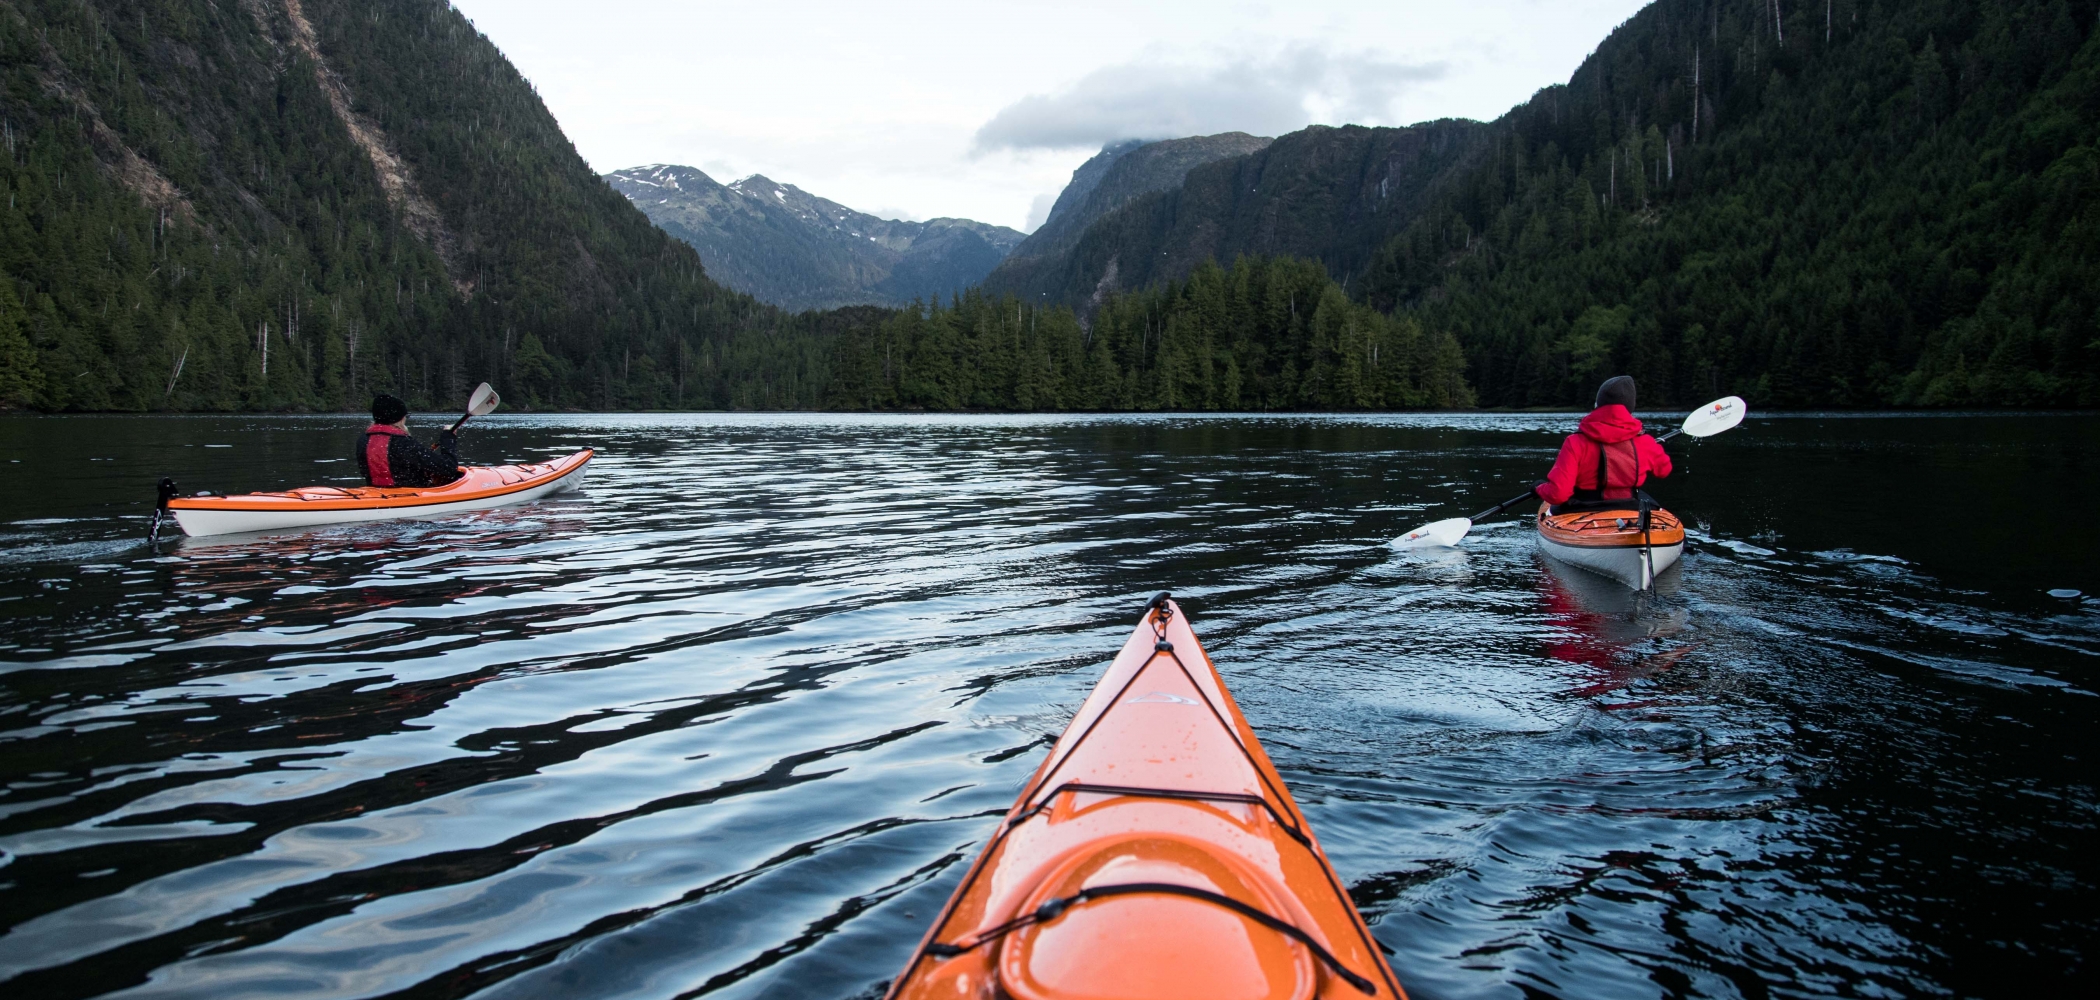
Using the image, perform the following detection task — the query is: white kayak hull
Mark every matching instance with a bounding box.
[170,452,591,538]
[1537,533,1683,590]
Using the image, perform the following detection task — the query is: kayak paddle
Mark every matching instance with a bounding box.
[1654,394,1746,443]
[449,382,501,433]
[1391,491,1538,549]
[1391,395,1749,550]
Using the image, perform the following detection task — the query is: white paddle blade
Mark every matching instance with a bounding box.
[466,382,501,416]
[1680,395,1746,438]
[1393,517,1473,549]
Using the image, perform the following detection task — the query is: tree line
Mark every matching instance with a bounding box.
[1360,0,2100,408]
[827,257,1472,412]
[12,0,2094,415]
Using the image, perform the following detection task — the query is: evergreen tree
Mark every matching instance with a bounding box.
[825,257,1472,411]
[0,280,42,407]
[1359,0,2100,408]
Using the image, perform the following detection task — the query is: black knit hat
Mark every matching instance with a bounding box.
[371,394,408,424]
[1595,375,1636,410]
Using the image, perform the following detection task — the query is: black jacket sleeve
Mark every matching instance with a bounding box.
[390,430,464,486]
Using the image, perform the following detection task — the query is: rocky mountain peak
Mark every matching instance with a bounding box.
[607,165,1024,312]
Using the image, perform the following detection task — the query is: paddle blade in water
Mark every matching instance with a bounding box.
[1393,516,1472,549]
[1680,396,1746,438]
[466,383,501,416]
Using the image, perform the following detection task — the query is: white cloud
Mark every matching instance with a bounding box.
[974,45,1447,153]
[1023,193,1058,233]
[451,0,1651,230]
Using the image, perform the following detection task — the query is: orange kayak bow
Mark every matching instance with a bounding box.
[889,594,1406,1000]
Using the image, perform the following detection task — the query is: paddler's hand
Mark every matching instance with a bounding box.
[436,429,459,447]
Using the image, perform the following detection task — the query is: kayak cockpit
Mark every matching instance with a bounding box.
[1535,501,1686,589]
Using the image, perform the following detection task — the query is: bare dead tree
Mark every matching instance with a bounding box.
[164,345,186,398]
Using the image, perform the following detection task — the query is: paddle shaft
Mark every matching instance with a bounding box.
[1468,490,1540,522]
[448,383,499,434]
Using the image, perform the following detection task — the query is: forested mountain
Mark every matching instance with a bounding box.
[0,0,849,413]
[1022,0,2100,408]
[984,132,1273,302]
[998,122,1485,314]
[826,256,1470,411]
[1363,0,2100,407]
[13,0,2085,414]
[607,164,1024,312]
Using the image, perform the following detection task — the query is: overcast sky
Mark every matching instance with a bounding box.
[448,0,1649,232]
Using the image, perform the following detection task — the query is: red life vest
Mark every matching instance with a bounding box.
[1536,405,1675,506]
[363,424,407,486]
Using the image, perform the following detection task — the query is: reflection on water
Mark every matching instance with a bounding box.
[0,412,2094,1000]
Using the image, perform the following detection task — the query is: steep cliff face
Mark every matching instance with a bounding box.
[1009,120,1486,310]
[984,132,1274,301]
[1037,138,1148,230]
[608,165,1022,312]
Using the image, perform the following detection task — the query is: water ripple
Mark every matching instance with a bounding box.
[0,412,2094,999]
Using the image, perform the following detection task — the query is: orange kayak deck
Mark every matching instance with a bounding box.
[889,596,1405,1000]
[167,450,594,513]
[1535,501,1685,548]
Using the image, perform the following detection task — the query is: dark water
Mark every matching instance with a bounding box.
[0,412,2093,1000]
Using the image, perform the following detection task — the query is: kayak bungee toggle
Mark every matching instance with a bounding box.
[888,593,1407,1000]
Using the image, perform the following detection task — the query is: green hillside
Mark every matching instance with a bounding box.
[0,0,842,412]
[828,257,1471,412]
[1362,0,2100,407]
[13,0,2086,414]
[981,132,1278,302]
[1006,121,1484,312]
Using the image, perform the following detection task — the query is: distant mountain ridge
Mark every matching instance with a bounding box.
[985,132,1276,303]
[608,165,1024,312]
[982,0,2100,409]
[987,122,1484,311]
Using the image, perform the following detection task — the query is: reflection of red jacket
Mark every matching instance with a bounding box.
[1537,405,1672,504]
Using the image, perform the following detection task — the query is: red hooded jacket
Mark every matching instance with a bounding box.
[1536,404,1672,505]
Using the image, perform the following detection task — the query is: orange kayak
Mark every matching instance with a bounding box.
[1535,501,1685,589]
[163,450,592,537]
[888,595,1406,1000]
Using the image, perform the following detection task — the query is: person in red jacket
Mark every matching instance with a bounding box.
[355,394,464,488]
[1536,375,1672,510]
